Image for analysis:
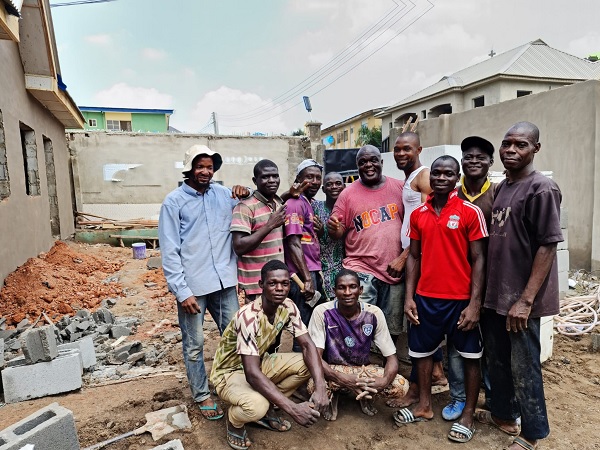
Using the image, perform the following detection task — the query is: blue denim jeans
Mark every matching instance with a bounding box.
[481,309,549,440]
[447,341,492,404]
[177,286,239,403]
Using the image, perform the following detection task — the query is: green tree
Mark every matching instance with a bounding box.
[291,128,305,136]
[355,125,382,148]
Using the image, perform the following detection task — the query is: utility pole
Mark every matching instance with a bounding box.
[212,112,219,135]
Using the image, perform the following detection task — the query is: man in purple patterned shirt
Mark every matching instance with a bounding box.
[308,269,408,420]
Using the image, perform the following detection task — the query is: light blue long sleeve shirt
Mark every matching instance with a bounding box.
[159,182,239,302]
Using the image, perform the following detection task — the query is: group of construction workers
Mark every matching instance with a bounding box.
[158,120,562,450]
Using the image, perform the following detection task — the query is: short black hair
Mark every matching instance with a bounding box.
[431,155,460,174]
[508,121,540,143]
[253,159,278,177]
[260,260,289,281]
[334,268,360,287]
[397,131,420,146]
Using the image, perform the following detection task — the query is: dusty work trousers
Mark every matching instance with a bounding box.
[215,352,311,428]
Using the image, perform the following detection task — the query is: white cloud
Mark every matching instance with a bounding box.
[84,34,112,45]
[141,48,167,61]
[180,86,291,135]
[308,51,334,68]
[93,83,173,109]
[566,32,600,58]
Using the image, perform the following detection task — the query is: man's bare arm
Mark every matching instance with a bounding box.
[404,239,422,325]
[286,235,315,299]
[458,239,485,331]
[506,243,557,332]
[231,206,286,256]
[415,168,432,202]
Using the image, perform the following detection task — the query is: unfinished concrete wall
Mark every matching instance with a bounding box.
[68,131,312,220]
[0,40,75,285]
[394,80,599,270]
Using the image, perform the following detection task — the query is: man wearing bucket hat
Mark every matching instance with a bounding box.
[159,144,251,420]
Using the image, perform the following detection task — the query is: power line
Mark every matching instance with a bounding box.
[220,0,428,124]
[50,0,117,7]
[221,0,434,129]
[220,0,407,120]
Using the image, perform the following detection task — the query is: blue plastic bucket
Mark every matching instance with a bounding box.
[132,242,146,259]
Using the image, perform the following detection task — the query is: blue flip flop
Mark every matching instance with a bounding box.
[227,421,250,450]
[199,402,224,420]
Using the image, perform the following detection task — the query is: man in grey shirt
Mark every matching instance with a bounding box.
[159,144,249,420]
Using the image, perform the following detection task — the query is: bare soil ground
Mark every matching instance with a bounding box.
[1,241,599,449]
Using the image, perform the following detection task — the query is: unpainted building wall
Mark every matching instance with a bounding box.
[408,80,600,270]
[0,40,75,284]
[69,132,312,219]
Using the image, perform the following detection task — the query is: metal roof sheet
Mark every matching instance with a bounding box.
[385,39,600,111]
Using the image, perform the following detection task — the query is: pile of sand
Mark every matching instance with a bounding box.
[0,241,123,326]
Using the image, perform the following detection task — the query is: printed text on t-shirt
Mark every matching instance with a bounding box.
[353,203,400,232]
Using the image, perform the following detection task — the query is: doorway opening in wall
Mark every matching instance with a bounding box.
[43,136,61,238]
[19,123,41,196]
[0,110,10,201]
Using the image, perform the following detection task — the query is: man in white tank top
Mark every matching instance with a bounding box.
[385,131,448,409]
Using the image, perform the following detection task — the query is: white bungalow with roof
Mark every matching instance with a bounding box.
[378,39,600,139]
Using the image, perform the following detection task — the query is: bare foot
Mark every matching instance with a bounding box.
[359,397,378,416]
[432,361,448,386]
[227,419,252,449]
[386,382,418,408]
[199,397,223,419]
[322,391,339,421]
[448,416,475,442]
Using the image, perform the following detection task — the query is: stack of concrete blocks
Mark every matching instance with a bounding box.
[0,402,80,450]
[1,326,84,403]
[539,207,569,363]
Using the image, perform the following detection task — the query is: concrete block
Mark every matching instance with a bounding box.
[0,402,80,450]
[540,316,554,363]
[560,207,568,229]
[0,338,4,369]
[58,336,96,370]
[556,250,569,272]
[558,270,569,296]
[92,308,114,325]
[110,325,131,339]
[20,326,58,364]
[150,439,184,450]
[591,334,600,353]
[1,350,83,403]
[557,229,568,250]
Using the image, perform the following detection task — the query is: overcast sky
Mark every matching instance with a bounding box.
[51,0,600,135]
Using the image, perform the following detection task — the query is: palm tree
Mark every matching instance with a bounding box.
[355,125,382,148]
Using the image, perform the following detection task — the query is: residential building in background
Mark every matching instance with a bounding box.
[378,39,600,139]
[321,107,385,149]
[0,0,84,284]
[78,106,174,133]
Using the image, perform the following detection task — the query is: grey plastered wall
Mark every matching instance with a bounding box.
[0,41,75,285]
[398,79,599,270]
[68,131,311,217]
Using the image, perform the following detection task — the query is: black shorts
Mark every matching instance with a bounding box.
[408,294,483,359]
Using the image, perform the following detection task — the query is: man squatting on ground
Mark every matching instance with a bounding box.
[327,145,405,349]
[311,172,346,301]
[210,260,329,450]
[478,122,563,450]
[307,268,409,421]
[395,155,487,445]
[283,160,326,346]
[158,145,251,420]
[231,159,287,304]
[388,132,447,409]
